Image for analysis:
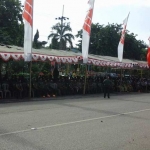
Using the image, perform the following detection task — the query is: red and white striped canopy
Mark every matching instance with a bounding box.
[0,45,149,69]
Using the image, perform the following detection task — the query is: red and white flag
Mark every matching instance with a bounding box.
[22,0,33,61]
[82,0,95,63]
[118,13,130,62]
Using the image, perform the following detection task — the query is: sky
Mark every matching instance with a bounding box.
[21,0,150,46]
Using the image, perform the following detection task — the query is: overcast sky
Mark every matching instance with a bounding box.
[21,0,150,46]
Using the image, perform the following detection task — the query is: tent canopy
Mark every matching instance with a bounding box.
[0,44,149,69]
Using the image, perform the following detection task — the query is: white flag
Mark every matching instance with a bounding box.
[82,0,95,64]
[22,0,33,61]
[118,13,130,62]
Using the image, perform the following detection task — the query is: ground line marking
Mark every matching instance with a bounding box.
[0,108,150,137]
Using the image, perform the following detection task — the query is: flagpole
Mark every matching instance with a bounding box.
[82,0,95,94]
[23,0,34,99]
[29,0,34,99]
[83,64,87,94]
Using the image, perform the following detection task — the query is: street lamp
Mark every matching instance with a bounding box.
[55,5,69,50]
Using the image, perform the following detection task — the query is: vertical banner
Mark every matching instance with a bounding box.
[118,13,130,62]
[82,0,95,64]
[22,0,33,61]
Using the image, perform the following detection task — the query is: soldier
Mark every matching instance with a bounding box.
[103,76,112,98]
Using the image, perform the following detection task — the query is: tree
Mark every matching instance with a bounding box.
[48,23,74,50]
[75,29,82,51]
[33,29,47,49]
[124,33,147,60]
[33,29,39,47]
[0,0,24,46]
[49,38,59,49]
[140,48,147,61]
[76,23,147,60]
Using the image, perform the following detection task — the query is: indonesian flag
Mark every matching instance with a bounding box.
[22,0,33,61]
[118,13,130,62]
[82,0,95,64]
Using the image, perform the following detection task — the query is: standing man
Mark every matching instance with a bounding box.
[103,76,112,98]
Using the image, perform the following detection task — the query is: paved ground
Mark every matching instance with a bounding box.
[0,93,150,150]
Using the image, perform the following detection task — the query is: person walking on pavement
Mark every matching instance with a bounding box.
[103,76,112,98]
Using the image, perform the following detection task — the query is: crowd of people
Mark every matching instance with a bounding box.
[0,74,150,99]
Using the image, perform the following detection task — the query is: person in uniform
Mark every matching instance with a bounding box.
[103,76,112,98]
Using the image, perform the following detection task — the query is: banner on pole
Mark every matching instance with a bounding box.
[82,0,95,64]
[118,13,130,62]
[22,0,33,61]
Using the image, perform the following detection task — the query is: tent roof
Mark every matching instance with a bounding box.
[0,44,149,69]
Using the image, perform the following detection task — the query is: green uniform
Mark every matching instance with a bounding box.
[103,78,112,98]
[103,79,112,87]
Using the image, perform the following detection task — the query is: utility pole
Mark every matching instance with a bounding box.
[55,5,70,50]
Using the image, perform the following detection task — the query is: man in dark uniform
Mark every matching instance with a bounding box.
[103,76,112,98]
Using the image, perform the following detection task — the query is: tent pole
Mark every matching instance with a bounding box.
[78,64,79,76]
[121,68,122,82]
[0,59,2,80]
[29,61,32,99]
[141,69,143,78]
[83,64,87,95]
[130,69,132,77]
[67,63,70,75]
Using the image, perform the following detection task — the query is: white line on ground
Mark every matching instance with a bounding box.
[0,108,150,137]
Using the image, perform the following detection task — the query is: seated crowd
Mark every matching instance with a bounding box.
[0,75,150,99]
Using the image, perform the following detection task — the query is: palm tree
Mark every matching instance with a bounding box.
[48,23,74,50]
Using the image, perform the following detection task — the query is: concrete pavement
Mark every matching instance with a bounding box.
[0,93,150,150]
[0,92,144,103]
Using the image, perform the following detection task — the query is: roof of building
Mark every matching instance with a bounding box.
[0,44,148,69]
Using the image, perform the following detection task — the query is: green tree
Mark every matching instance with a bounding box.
[48,23,74,50]
[49,38,59,49]
[33,29,39,48]
[75,29,82,51]
[124,33,146,60]
[33,29,47,49]
[76,23,122,56]
[0,0,24,46]
[140,48,147,61]
[76,23,146,60]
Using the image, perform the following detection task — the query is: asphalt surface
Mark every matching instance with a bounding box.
[0,93,150,150]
